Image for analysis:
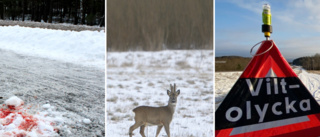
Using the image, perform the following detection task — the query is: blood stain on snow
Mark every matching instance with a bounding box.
[0,108,38,130]
[0,96,60,136]
[18,115,38,131]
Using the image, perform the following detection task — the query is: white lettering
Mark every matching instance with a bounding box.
[289,84,300,89]
[272,102,282,115]
[247,101,251,119]
[280,79,287,94]
[246,79,263,96]
[226,107,242,122]
[274,78,278,94]
[254,104,269,122]
[285,97,297,113]
[299,99,311,111]
[226,78,311,123]
[267,78,271,95]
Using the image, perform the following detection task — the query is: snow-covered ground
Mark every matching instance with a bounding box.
[215,67,320,109]
[0,25,105,69]
[107,50,213,136]
[0,25,105,136]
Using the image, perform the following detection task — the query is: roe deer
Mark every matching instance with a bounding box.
[129,84,180,137]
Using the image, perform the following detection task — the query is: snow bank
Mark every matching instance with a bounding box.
[0,26,105,69]
[0,96,65,137]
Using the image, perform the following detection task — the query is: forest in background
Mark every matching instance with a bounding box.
[0,0,105,26]
[292,54,320,70]
[215,54,320,71]
[215,56,251,72]
[107,0,213,51]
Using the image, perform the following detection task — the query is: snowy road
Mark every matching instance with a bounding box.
[0,49,105,136]
[298,70,320,103]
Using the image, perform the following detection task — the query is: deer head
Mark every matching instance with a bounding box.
[167,83,180,105]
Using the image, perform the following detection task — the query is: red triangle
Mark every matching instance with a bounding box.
[216,40,320,136]
[240,40,297,78]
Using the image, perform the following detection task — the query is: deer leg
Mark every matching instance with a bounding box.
[164,124,170,137]
[139,125,146,137]
[155,125,163,137]
[129,122,143,137]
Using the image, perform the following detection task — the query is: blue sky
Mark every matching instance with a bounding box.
[215,0,320,61]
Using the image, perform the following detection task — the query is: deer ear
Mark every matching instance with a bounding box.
[176,90,180,95]
[167,90,170,95]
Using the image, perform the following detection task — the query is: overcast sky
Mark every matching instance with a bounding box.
[215,0,320,61]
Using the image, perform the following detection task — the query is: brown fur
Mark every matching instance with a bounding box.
[129,84,180,137]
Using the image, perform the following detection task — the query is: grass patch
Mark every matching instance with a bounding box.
[186,80,195,85]
[133,102,139,106]
[121,62,133,67]
[175,60,191,69]
[148,82,154,87]
[107,97,118,103]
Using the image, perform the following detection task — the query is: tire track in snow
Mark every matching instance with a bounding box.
[298,70,320,103]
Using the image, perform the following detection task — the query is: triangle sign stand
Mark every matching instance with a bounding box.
[215,40,320,137]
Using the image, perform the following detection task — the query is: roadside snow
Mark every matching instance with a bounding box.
[0,25,105,69]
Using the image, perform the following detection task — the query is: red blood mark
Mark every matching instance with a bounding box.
[54,127,60,134]
[18,115,38,131]
[0,108,15,118]
[0,103,59,135]
[7,103,24,110]
[0,108,38,131]
[8,105,16,110]
[4,132,12,136]
[14,133,27,137]
[3,115,15,126]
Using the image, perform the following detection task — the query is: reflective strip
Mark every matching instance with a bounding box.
[230,116,309,135]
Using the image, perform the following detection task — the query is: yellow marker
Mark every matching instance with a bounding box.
[262,4,271,25]
[262,4,272,39]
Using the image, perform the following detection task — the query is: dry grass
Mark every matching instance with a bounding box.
[176,61,191,69]
[308,70,320,75]
[120,62,133,67]
[107,0,213,51]
[186,80,195,85]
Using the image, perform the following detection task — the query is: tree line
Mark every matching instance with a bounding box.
[107,0,213,51]
[0,0,105,26]
[292,54,320,70]
[215,56,252,71]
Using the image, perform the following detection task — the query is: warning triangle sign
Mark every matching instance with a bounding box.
[215,40,320,137]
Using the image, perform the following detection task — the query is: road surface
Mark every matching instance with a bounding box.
[0,49,105,136]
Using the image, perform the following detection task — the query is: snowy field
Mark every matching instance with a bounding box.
[215,67,320,109]
[107,50,213,136]
[0,25,105,136]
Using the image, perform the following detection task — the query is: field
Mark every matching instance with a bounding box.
[107,50,213,136]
